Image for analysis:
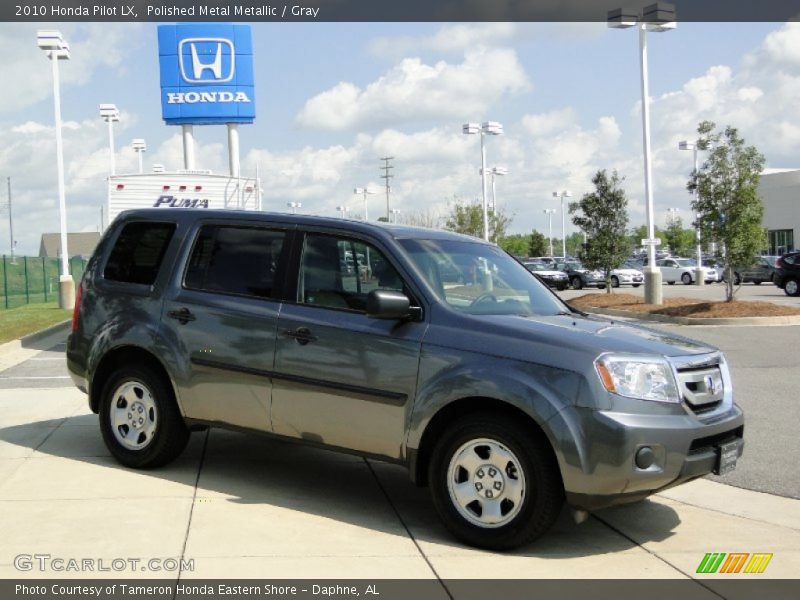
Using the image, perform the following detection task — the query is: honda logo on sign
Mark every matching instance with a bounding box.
[178,38,235,83]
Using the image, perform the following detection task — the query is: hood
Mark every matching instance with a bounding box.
[478,312,716,359]
[534,269,566,277]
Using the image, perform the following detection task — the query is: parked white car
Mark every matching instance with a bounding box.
[609,264,644,288]
[656,258,718,285]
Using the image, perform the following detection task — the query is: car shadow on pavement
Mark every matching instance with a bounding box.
[0,416,681,557]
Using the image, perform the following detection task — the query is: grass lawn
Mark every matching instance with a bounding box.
[0,302,71,344]
[568,292,800,318]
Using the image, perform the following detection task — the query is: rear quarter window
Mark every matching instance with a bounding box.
[103,222,176,286]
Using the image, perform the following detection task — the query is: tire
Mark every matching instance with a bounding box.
[571,277,583,290]
[681,273,692,285]
[667,281,675,285]
[611,276,620,288]
[99,364,190,469]
[428,413,563,550]
[753,280,762,285]
[556,283,567,291]
[734,273,741,285]
[785,278,800,297]
[632,284,641,288]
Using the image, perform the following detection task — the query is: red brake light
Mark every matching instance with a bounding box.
[72,285,83,332]
[776,257,784,269]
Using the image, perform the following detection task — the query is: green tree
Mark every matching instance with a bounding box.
[444,200,511,243]
[551,232,584,258]
[688,121,766,301]
[663,217,695,257]
[498,234,530,257]
[569,170,630,293]
[529,231,549,257]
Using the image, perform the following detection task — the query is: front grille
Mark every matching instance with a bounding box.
[676,363,724,414]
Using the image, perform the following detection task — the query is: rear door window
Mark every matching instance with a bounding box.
[104,222,176,286]
[184,225,287,299]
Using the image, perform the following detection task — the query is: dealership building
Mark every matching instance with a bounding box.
[759,169,800,255]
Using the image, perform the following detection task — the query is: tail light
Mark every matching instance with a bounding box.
[776,256,784,269]
[72,285,83,333]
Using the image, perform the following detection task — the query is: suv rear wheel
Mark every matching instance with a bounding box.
[99,365,189,468]
[428,413,563,550]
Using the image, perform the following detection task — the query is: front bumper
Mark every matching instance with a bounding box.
[562,404,745,511]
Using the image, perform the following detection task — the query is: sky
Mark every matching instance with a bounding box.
[0,20,795,255]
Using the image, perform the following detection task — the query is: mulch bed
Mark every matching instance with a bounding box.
[567,292,800,318]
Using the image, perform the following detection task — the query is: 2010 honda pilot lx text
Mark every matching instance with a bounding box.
[67,210,744,550]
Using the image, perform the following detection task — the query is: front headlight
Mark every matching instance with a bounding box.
[595,354,680,403]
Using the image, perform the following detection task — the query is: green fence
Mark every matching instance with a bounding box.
[0,255,87,309]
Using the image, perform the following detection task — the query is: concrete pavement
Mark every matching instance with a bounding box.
[0,335,798,590]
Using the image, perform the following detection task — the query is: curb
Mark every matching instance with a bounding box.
[0,320,70,361]
[20,320,71,345]
[582,306,800,326]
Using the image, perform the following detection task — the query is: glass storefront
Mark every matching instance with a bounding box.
[768,229,795,255]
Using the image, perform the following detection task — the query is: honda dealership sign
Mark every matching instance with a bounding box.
[157,24,256,124]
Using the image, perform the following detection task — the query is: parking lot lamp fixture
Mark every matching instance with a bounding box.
[354,187,376,221]
[463,121,504,241]
[38,29,74,308]
[99,104,120,175]
[552,190,572,258]
[608,2,676,304]
[543,208,556,256]
[131,139,147,174]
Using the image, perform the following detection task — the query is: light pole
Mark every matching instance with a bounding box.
[287,201,302,214]
[609,2,676,305]
[487,166,508,213]
[38,30,74,309]
[667,207,679,227]
[132,139,146,174]
[353,187,376,221]
[679,139,705,285]
[552,190,572,258]
[390,208,401,224]
[463,121,504,241]
[99,104,119,175]
[336,205,349,218]
[543,208,556,257]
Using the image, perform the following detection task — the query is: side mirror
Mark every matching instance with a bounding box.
[366,289,411,320]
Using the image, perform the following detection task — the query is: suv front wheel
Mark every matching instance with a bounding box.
[785,278,800,297]
[428,413,563,550]
[99,365,190,469]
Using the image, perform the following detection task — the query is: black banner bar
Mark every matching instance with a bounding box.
[3,580,800,600]
[3,0,800,23]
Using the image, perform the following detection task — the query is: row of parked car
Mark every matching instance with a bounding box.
[522,252,800,296]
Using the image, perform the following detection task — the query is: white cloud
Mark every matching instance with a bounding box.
[522,107,577,137]
[296,47,530,131]
[0,23,144,114]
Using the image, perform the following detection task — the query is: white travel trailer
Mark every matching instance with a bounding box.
[106,170,261,226]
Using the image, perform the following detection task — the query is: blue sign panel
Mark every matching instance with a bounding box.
[158,24,255,125]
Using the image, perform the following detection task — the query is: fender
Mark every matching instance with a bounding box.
[405,345,589,481]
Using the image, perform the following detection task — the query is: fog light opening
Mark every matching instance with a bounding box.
[635,446,656,469]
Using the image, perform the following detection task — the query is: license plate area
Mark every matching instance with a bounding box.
[715,440,740,475]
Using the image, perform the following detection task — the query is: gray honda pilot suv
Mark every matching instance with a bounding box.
[67,210,744,550]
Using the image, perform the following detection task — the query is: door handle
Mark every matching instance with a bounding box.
[168,308,196,325]
[283,327,317,345]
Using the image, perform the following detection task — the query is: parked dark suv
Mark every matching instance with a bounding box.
[67,210,744,550]
[775,252,800,296]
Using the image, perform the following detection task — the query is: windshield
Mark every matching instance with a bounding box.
[399,239,569,316]
[524,263,548,272]
[676,259,697,267]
